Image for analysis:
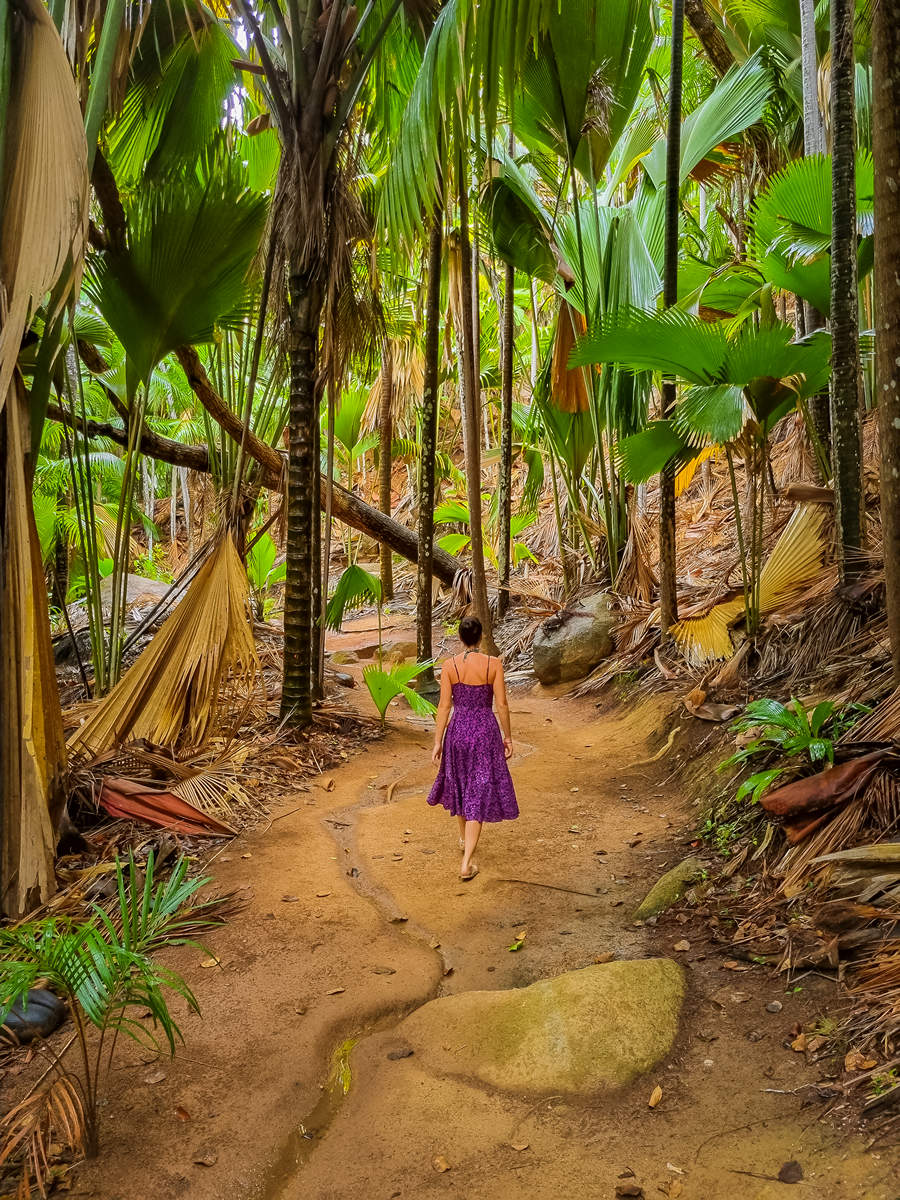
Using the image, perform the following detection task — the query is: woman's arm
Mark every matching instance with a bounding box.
[431,663,453,765]
[491,660,513,758]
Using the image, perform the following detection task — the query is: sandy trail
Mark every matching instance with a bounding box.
[77,621,899,1200]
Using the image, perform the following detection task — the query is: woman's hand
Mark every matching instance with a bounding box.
[431,742,442,766]
[503,737,513,760]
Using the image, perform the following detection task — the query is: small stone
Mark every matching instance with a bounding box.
[594,952,615,964]
[614,1185,644,1198]
[192,1148,218,1167]
[373,966,396,976]
[673,940,690,952]
[325,987,345,996]
[766,1000,783,1013]
[432,1155,451,1173]
[387,1046,414,1060]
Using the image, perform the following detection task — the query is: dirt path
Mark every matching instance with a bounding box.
[78,624,899,1200]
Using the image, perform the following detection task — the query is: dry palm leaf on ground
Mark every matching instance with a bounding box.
[68,534,260,757]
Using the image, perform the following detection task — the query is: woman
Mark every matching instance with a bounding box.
[428,616,518,880]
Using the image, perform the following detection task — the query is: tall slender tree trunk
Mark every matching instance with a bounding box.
[498,260,515,620]
[874,0,900,680]
[829,0,864,582]
[659,0,684,632]
[311,383,324,700]
[799,0,830,468]
[417,211,443,684]
[282,267,323,726]
[458,169,497,653]
[378,344,394,600]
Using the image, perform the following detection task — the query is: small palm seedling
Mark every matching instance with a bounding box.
[0,852,225,1192]
[246,531,287,620]
[325,565,436,725]
[721,697,838,803]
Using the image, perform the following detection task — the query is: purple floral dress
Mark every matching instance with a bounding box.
[427,669,519,823]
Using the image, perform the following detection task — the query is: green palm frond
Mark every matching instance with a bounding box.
[325,565,382,631]
[572,307,730,384]
[615,419,692,484]
[86,167,267,396]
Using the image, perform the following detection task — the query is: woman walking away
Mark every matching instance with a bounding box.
[428,616,518,881]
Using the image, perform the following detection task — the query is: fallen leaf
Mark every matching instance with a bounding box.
[648,1085,663,1108]
[844,1049,877,1072]
[241,853,252,859]
[432,1155,451,1173]
[778,1161,803,1184]
[806,1035,827,1053]
[568,825,581,833]
[193,1149,217,1167]
[373,966,396,976]
[666,1180,683,1198]
[319,778,335,792]
[282,894,299,903]
[174,1106,191,1122]
[666,1163,685,1175]
[509,1141,529,1152]
[316,891,332,898]
[200,957,219,969]
[508,934,526,952]
[673,940,690,952]
[326,987,345,996]
[144,1070,166,1085]
[791,1033,808,1053]
[594,952,615,964]
[429,938,441,949]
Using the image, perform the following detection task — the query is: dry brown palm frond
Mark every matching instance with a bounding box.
[550,303,589,413]
[67,534,260,757]
[362,339,425,432]
[0,1073,86,1199]
[0,0,88,412]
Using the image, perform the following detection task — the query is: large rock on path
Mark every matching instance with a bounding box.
[398,958,684,1097]
[633,857,703,922]
[533,592,615,684]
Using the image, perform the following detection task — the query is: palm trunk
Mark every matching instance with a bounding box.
[799,0,830,469]
[498,260,515,620]
[684,0,733,77]
[659,0,684,632]
[417,210,443,681]
[829,0,864,582]
[282,267,323,726]
[874,0,900,680]
[378,344,394,599]
[311,384,323,700]
[457,169,497,653]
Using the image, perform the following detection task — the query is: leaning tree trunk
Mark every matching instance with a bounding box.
[282,267,323,727]
[498,259,515,620]
[659,0,684,632]
[458,169,497,654]
[378,343,394,600]
[874,0,900,680]
[417,211,444,681]
[799,0,830,468]
[829,0,864,582]
[684,0,733,77]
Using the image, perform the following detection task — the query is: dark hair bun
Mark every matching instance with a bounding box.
[459,616,483,647]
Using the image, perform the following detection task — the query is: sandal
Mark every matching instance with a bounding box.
[459,864,479,882]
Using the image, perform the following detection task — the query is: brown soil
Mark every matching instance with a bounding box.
[55,617,900,1200]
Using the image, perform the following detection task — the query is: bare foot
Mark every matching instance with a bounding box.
[459,860,479,881]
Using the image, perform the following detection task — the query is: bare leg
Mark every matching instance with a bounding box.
[457,815,466,847]
[461,820,482,877]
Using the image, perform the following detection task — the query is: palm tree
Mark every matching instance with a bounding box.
[497,255,514,619]
[874,0,900,679]
[416,208,444,680]
[659,0,685,631]
[378,343,395,599]
[829,0,865,582]
[232,0,426,728]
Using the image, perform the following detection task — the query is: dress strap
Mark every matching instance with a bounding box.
[485,655,492,685]
[450,656,460,684]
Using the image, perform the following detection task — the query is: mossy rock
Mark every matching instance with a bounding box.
[329,650,360,665]
[632,857,703,922]
[398,958,684,1097]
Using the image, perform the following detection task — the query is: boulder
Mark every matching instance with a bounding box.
[533,592,615,684]
[98,573,172,616]
[328,650,360,665]
[397,958,684,1097]
[632,857,703,922]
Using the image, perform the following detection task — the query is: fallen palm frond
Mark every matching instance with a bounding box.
[97,777,236,836]
[0,1074,86,1200]
[670,505,827,665]
[761,749,895,844]
[0,0,88,411]
[67,535,260,757]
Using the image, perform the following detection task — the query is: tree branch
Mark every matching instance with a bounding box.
[685,0,734,77]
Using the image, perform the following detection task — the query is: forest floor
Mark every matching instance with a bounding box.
[71,615,900,1200]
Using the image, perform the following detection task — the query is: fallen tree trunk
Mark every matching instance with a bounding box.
[47,396,465,588]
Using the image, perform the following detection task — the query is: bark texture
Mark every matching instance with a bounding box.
[498,259,515,620]
[417,213,444,677]
[874,0,900,679]
[684,0,733,77]
[458,173,497,653]
[378,345,394,599]
[829,0,864,581]
[659,0,684,631]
